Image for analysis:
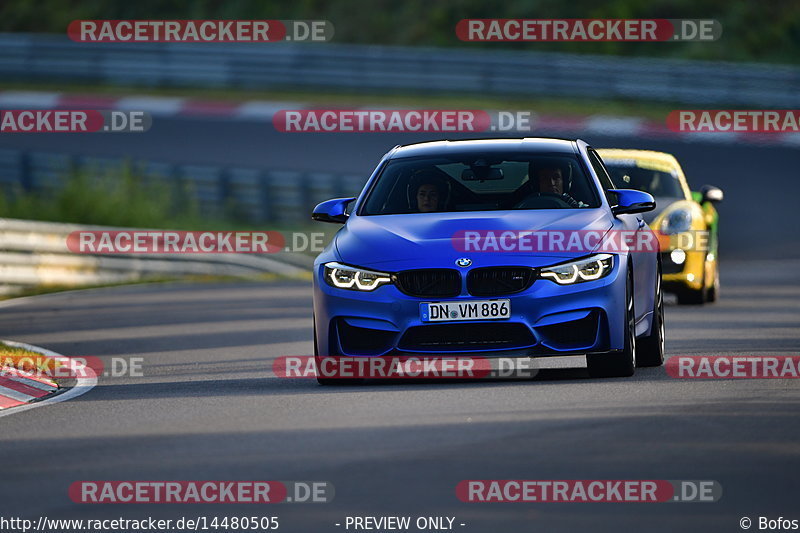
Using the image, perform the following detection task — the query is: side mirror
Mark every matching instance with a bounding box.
[699,185,724,204]
[312,197,355,224]
[608,189,656,215]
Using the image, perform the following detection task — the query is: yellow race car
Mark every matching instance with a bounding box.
[597,149,723,305]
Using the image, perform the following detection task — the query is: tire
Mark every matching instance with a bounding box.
[636,260,665,367]
[706,261,720,303]
[587,269,636,378]
[314,316,364,386]
[676,266,707,305]
[676,287,705,305]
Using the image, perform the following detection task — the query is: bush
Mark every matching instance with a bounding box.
[0,165,210,229]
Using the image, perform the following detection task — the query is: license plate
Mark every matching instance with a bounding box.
[420,299,511,322]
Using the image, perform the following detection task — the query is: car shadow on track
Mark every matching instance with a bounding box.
[77,365,670,401]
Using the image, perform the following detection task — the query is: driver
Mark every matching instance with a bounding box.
[528,159,586,207]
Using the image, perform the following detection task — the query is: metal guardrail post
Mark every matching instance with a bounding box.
[20,151,32,193]
[0,217,309,292]
[267,169,305,224]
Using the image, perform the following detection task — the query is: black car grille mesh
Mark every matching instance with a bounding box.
[467,267,536,296]
[395,269,461,298]
[398,323,536,352]
[536,311,600,349]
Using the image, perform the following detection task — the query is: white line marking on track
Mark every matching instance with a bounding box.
[0,386,36,402]
[6,375,57,392]
[0,91,61,108]
[584,115,645,136]
[115,96,186,115]
[235,101,304,120]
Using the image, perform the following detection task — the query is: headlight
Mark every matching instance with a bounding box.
[540,254,614,285]
[661,208,692,235]
[324,262,392,291]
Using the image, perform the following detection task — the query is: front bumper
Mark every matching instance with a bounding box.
[313,259,628,358]
[661,249,707,291]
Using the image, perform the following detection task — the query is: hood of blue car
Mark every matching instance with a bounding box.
[334,209,614,270]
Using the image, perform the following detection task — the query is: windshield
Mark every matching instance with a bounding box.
[360,152,600,215]
[604,161,685,199]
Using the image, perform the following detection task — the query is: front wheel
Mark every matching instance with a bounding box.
[637,261,665,367]
[706,260,720,303]
[676,263,708,305]
[587,270,636,378]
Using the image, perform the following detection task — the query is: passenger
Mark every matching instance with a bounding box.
[416,182,440,212]
[408,171,449,213]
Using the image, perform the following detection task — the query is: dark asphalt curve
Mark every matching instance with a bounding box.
[1,258,799,533]
[1,115,799,259]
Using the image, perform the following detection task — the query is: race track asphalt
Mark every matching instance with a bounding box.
[0,257,798,532]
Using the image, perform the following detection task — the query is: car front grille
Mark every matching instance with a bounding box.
[398,323,536,352]
[394,269,461,298]
[467,266,536,296]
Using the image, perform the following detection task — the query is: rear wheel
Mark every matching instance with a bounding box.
[587,270,636,378]
[637,260,665,367]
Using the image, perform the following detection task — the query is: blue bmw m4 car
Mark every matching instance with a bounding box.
[311,138,664,383]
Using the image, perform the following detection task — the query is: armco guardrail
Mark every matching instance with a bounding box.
[0,218,309,293]
[0,33,798,107]
[0,149,367,224]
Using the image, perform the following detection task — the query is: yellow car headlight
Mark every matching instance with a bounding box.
[661,208,693,235]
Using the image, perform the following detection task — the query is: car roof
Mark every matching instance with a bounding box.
[389,137,581,158]
[596,148,681,171]
[597,148,693,200]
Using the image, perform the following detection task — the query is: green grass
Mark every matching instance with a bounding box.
[0,164,321,231]
[0,165,204,229]
[0,341,60,383]
[0,158,339,239]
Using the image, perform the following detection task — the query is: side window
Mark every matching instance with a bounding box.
[588,150,617,205]
[588,150,616,190]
